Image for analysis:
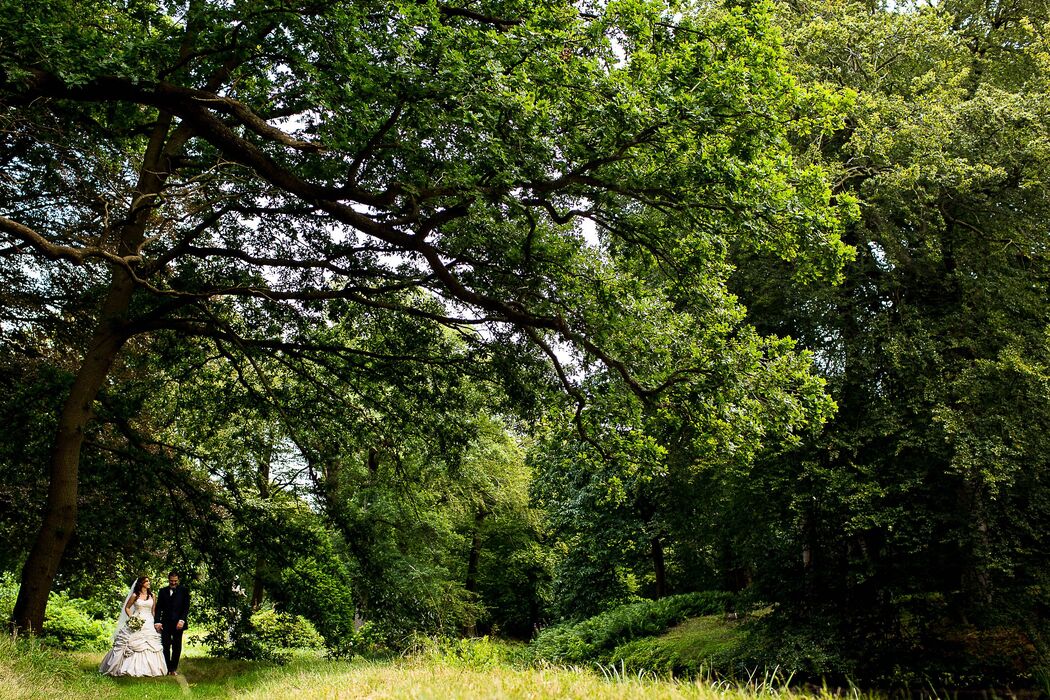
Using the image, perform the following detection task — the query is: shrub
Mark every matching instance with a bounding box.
[250,608,324,649]
[530,591,731,665]
[1,572,112,651]
[40,591,111,651]
[422,635,531,669]
[327,620,398,659]
[205,599,292,662]
[0,571,17,622]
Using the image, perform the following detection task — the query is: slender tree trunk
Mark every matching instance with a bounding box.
[651,535,667,599]
[465,526,484,595]
[10,115,180,633]
[251,443,272,611]
[464,509,486,636]
[249,567,265,611]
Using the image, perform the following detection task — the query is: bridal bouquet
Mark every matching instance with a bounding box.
[126,615,144,632]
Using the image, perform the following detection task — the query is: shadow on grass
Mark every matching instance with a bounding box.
[69,649,331,699]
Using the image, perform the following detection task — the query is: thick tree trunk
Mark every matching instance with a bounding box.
[10,115,180,634]
[11,284,133,632]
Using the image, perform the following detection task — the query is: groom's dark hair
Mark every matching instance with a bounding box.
[168,570,180,578]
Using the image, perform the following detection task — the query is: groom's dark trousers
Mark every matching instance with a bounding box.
[161,623,184,673]
[156,585,190,673]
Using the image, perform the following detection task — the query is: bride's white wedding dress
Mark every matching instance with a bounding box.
[98,596,167,677]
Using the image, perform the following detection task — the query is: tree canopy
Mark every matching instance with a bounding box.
[0,0,847,634]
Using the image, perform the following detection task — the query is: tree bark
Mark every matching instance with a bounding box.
[10,114,180,633]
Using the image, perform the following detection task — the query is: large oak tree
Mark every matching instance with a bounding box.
[0,0,847,632]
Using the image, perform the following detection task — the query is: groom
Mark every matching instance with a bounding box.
[154,570,190,676]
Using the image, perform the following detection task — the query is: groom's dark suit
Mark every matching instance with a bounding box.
[155,584,190,673]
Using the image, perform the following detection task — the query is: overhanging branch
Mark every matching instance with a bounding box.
[0,215,142,267]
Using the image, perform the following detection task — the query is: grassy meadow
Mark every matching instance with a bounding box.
[0,635,871,700]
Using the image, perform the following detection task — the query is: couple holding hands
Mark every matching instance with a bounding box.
[99,571,190,677]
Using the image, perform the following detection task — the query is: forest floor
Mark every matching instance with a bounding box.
[0,637,872,700]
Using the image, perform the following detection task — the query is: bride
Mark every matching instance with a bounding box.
[99,576,167,677]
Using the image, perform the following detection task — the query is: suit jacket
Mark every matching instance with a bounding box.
[156,585,190,629]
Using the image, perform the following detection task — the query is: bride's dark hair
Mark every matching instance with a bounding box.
[132,576,153,599]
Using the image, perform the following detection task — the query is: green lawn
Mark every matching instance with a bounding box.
[0,636,868,700]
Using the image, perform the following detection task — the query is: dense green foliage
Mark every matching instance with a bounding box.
[721,0,1050,686]
[517,0,1050,688]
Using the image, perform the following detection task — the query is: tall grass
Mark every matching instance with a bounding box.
[234,657,881,700]
[0,634,115,700]
[0,634,883,700]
